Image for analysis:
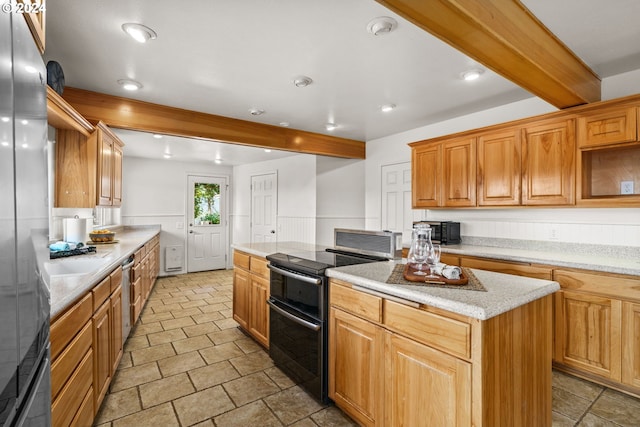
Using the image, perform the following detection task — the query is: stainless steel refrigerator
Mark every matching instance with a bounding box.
[0,9,51,427]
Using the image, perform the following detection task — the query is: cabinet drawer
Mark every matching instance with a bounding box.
[460,256,552,280]
[50,292,92,361]
[233,251,250,270]
[51,349,93,427]
[51,321,92,401]
[92,276,111,311]
[134,247,145,265]
[554,269,640,302]
[250,256,269,279]
[330,281,382,323]
[384,300,471,359]
[131,263,142,282]
[440,253,459,266]
[70,387,94,427]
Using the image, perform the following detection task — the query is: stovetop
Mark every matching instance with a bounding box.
[266,248,388,276]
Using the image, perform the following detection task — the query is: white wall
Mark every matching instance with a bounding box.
[122,156,232,275]
[232,154,317,245]
[316,157,366,246]
[365,77,640,248]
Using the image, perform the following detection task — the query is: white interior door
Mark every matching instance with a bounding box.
[251,172,277,243]
[187,175,227,272]
[381,162,416,244]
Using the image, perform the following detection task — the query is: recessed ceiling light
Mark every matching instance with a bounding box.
[461,68,484,81]
[249,108,265,116]
[325,123,338,131]
[381,103,396,112]
[264,149,272,153]
[153,134,163,139]
[366,17,398,36]
[163,153,172,159]
[214,159,222,164]
[122,23,157,43]
[118,79,143,91]
[293,76,313,88]
[279,122,290,127]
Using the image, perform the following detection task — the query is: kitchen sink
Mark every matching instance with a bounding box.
[44,257,110,277]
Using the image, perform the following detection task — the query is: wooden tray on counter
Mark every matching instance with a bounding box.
[403,263,469,285]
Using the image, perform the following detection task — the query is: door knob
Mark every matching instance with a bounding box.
[189,230,194,234]
[270,230,275,233]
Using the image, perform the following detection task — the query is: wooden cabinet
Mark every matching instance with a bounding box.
[92,298,112,412]
[385,332,471,427]
[459,255,552,280]
[554,290,622,381]
[96,122,124,207]
[411,137,475,208]
[19,0,46,53]
[411,142,441,208]
[233,250,270,347]
[477,129,521,206]
[521,118,575,205]
[53,120,125,208]
[553,268,640,394]
[329,278,553,426]
[129,236,160,326]
[623,302,640,388]
[577,106,637,149]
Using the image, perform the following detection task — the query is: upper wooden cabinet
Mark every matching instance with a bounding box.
[577,106,637,149]
[96,123,124,207]
[477,129,521,206]
[576,103,640,206]
[19,0,46,53]
[411,137,475,208]
[521,118,575,206]
[54,121,124,208]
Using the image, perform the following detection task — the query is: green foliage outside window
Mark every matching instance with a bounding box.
[194,183,220,224]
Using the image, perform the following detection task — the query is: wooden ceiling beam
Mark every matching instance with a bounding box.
[376,0,601,108]
[61,87,365,159]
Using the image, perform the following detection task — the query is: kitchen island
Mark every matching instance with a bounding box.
[326,260,559,427]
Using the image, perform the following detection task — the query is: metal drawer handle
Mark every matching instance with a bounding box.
[267,264,322,285]
[267,300,321,331]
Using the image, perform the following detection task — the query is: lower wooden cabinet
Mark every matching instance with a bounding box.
[329,307,383,427]
[386,332,471,427]
[329,279,552,427]
[623,302,640,388]
[233,250,270,347]
[92,299,112,412]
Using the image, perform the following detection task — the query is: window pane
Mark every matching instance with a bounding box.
[194,182,220,224]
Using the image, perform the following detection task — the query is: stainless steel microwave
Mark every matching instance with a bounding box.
[412,221,461,245]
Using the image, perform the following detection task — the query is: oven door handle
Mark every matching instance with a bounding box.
[267,300,321,331]
[267,264,322,285]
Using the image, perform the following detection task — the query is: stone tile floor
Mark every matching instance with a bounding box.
[94,270,640,426]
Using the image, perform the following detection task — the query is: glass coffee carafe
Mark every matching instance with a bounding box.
[407,223,434,276]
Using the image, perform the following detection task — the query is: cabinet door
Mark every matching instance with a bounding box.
[233,268,250,331]
[18,0,46,53]
[112,141,123,207]
[55,129,97,208]
[622,302,640,388]
[385,332,471,427]
[92,300,112,414]
[442,137,476,207]
[577,106,637,149]
[110,285,123,375]
[249,274,269,348]
[477,129,521,206]
[329,307,383,427]
[411,143,441,207]
[554,290,621,381]
[522,119,575,205]
[97,129,114,206]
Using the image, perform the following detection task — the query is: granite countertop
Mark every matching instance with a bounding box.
[326,260,560,320]
[438,240,640,276]
[44,225,161,318]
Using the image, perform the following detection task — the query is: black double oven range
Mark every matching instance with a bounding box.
[265,229,402,403]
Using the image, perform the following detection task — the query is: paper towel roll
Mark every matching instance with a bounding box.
[63,217,87,243]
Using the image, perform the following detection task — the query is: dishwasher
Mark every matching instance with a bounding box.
[121,255,135,344]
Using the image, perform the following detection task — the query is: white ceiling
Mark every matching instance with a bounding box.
[43,0,640,165]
